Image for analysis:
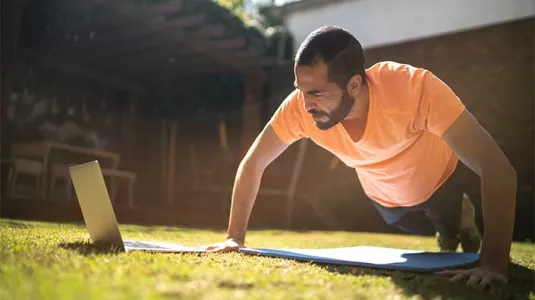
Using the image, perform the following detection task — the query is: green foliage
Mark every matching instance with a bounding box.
[215,0,282,31]
[257,3,283,27]
[1,218,533,299]
[215,0,254,25]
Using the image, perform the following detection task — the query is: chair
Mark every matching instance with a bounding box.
[48,164,73,202]
[101,168,137,208]
[10,142,50,198]
[2,158,44,198]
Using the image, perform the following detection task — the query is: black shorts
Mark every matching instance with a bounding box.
[372,163,464,238]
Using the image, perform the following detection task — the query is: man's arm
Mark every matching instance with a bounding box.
[226,123,290,243]
[442,109,517,273]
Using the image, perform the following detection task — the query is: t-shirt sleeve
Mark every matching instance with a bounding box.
[414,71,466,137]
[269,89,308,144]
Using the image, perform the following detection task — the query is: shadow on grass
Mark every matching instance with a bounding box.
[322,262,533,300]
[59,242,122,256]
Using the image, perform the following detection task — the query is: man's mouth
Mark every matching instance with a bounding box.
[309,110,328,119]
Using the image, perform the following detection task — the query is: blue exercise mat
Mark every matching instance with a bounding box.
[239,246,479,272]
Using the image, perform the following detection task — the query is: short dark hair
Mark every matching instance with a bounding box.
[295,26,367,87]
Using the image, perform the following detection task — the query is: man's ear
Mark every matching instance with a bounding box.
[346,74,362,97]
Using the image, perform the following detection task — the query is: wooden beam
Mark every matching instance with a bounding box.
[44,0,184,43]
[20,48,145,93]
[196,24,226,38]
[105,36,263,69]
[159,65,232,79]
[232,47,266,59]
[215,37,246,50]
[73,37,187,59]
[118,1,183,16]
[138,58,223,79]
[124,55,208,73]
[102,45,198,68]
[236,57,276,68]
[138,65,232,83]
[64,13,207,48]
[51,0,270,78]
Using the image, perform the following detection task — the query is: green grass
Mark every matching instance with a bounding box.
[0,218,533,300]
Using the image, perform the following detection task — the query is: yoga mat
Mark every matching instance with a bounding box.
[239,246,479,272]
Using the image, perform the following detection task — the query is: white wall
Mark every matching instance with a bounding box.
[284,0,535,51]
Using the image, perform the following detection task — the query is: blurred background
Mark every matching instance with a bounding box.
[1,0,533,241]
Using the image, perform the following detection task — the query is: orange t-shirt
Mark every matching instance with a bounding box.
[270,61,465,207]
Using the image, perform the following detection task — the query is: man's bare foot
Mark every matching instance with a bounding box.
[459,194,482,253]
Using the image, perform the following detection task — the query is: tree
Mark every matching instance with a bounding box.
[215,0,282,29]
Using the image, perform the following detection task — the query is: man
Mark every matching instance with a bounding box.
[204,26,517,289]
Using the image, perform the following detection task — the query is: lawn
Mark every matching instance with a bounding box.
[0,218,533,300]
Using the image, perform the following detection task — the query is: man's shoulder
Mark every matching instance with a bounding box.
[367,61,428,79]
[366,61,431,96]
[366,61,431,111]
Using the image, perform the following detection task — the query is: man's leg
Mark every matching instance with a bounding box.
[421,164,482,252]
[458,193,482,252]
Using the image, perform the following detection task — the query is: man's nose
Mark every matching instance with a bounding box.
[303,95,316,112]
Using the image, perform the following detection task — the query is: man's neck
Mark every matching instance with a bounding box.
[345,85,370,121]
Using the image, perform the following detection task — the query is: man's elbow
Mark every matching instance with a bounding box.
[500,159,517,185]
[483,159,517,189]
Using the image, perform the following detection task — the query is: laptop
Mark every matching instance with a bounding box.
[69,160,208,253]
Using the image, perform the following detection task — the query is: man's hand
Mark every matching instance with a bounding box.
[436,264,508,290]
[202,238,244,253]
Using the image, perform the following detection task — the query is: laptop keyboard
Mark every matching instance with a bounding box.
[124,241,169,250]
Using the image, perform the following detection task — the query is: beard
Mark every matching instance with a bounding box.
[308,91,354,130]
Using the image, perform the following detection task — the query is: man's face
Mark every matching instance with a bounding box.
[294,61,354,130]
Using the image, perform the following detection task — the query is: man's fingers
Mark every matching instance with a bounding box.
[495,273,508,284]
[465,273,481,288]
[436,266,508,290]
[479,276,494,290]
[450,270,469,282]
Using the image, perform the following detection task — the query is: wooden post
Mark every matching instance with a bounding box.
[240,73,262,156]
[188,144,200,189]
[285,139,309,228]
[1,0,27,215]
[121,93,140,164]
[160,119,168,201]
[219,119,229,151]
[166,120,178,205]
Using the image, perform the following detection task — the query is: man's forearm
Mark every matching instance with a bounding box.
[226,161,264,243]
[479,167,517,272]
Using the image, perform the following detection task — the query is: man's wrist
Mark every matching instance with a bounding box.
[479,246,509,273]
[226,236,245,245]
